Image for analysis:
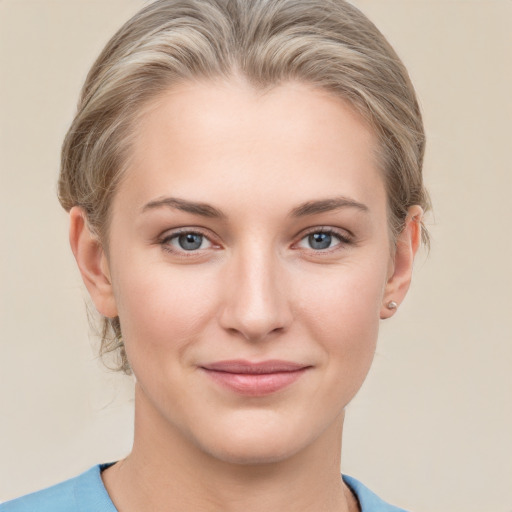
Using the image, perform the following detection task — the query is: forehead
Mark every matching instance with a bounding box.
[116,79,386,217]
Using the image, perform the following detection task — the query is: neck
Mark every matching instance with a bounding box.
[102,384,359,512]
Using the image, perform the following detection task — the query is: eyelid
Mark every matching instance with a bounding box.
[299,226,353,241]
[293,226,354,251]
[156,225,354,257]
[159,227,221,255]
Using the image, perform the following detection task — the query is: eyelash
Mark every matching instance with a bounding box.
[296,227,353,253]
[159,228,216,258]
[158,227,354,257]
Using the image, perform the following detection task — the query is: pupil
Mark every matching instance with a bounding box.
[179,233,202,250]
[309,233,331,250]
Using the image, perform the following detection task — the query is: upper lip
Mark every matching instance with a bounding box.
[201,359,309,374]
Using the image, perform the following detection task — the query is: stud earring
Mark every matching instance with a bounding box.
[387,301,398,310]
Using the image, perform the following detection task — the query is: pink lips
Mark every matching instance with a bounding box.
[200,360,309,396]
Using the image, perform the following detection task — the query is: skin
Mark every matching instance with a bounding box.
[70,79,422,512]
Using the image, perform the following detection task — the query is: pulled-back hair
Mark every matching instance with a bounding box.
[59,0,430,374]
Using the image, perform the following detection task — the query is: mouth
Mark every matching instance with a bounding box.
[200,359,311,396]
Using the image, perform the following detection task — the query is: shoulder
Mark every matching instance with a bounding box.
[0,464,117,512]
[343,475,411,512]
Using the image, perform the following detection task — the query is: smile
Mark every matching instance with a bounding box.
[200,360,310,396]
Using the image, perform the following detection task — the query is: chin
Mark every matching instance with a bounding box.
[190,410,325,466]
[202,435,302,466]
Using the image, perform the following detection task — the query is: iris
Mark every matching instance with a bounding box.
[178,233,203,250]
[309,233,332,250]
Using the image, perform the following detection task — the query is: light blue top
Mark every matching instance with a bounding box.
[0,463,410,512]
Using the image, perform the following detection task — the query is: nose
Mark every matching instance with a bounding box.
[218,243,293,342]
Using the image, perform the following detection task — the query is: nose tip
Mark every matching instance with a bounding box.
[218,252,292,342]
[224,307,286,343]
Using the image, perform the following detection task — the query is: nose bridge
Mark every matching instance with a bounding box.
[219,239,291,341]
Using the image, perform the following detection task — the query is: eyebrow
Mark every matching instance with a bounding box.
[290,196,369,217]
[142,197,226,218]
[141,195,369,218]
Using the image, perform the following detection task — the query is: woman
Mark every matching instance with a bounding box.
[1,0,429,511]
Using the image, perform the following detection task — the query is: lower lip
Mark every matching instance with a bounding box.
[202,368,308,396]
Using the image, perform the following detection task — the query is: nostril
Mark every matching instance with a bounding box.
[221,311,290,342]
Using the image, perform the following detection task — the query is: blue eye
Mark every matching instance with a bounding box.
[178,233,203,250]
[308,232,333,250]
[165,232,212,251]
[297,230,346,251]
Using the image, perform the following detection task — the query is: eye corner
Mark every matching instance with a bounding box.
[158,228,222,257]
[293,227,355,253]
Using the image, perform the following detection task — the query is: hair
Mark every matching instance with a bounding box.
[58,0,430,374]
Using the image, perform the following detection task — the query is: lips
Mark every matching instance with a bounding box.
[200,359,310,396]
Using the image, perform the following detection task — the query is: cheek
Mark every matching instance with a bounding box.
[297,257,386,334]
[294,259,387,385]
[111,258,218,364]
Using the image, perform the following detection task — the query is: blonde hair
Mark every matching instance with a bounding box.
[59,0,430,374]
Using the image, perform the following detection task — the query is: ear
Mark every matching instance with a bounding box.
[380,205,423,319]
[69,206,118,318]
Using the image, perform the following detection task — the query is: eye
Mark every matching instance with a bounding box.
[296,229,349,251]
[163,231,213,252]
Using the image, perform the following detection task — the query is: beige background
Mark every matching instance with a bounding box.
[1,1,511,510]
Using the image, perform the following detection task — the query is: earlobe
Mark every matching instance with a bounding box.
[380,206,423,319]
[69,206,118,318]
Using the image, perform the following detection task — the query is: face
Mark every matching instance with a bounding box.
[75,79,417,465]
